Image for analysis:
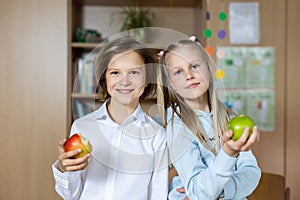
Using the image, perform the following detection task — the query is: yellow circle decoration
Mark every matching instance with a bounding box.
[215,69,225,79]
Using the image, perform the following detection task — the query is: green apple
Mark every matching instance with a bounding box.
[64,133,93,158]
[227,114,255,141]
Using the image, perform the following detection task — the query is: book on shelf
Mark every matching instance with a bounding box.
[74,57,97,94]
[73,100,93,119]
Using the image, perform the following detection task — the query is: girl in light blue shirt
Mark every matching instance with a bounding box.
[157,36,261,200]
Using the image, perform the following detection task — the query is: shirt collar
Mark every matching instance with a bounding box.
[94,99,147,123]
[94,100,109,120]
[133,103,147,123]
[194,109,213,117]
[167,106,212,118]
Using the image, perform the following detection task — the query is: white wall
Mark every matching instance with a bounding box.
[82,6,198,39]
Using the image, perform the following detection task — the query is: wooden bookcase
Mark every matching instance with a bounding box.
[67,0,201,130]
[67,0,102,129]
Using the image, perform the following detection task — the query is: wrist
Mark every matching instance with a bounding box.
[223,143,239,157]
[58,161,66,173]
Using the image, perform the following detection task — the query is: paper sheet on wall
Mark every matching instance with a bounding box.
[246,90,275,131]
[216,46,275,131]
[216,47,247,88]
[218,89,246,115]
[246,47,275,88]
[229,2,260,44]
[216,47,275,89]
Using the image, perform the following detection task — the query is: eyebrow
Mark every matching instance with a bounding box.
[107,65,145,71]
[170,59,203,69]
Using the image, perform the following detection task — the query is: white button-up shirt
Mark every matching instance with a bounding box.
[52,100,168,200]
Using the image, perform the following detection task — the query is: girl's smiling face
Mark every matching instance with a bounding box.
[166,46,210,108]
[106,51,147,107]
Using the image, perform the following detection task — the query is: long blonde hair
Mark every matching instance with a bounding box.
[157,39,235,154]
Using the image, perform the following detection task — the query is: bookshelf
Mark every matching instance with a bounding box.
[67,0,100,128]
[67,0,201,129]
[71,42,99,49]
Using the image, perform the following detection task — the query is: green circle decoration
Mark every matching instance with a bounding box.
[204,29,212,38]
[219,12,227,21]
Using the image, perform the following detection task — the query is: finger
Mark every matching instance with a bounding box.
[222,129,233,142]
[241,126,260,151]
[58,138,67,153]
[236,126,250,144]
[60,153,90,169]
[62,148,83,160]
[176,187,185,193]
[183,196,190,200]
[64,160,89,172]
[59,138,67,146]
[251,126,260,142]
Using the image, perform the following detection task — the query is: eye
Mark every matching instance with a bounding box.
[174,70,182,76]
[109,71,119,76]
[192,64,200,69]
[130,70,140,76]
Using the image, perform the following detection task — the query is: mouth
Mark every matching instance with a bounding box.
[116,89,135,95]
[186,82,200,89]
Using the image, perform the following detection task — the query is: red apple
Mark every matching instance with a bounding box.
[64,133,92,158]
[227,114,255,141]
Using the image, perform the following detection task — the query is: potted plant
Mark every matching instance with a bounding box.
[112,1,155,40]
[119,4,154,31]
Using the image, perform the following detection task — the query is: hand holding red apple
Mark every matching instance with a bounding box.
[57,133,92,172]
[64,133,93,159]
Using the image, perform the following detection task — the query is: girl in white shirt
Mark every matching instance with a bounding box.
[52,37,168,200]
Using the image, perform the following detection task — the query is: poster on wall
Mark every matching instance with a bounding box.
[215,47,246,88]
[216,46,275,131]
[246,47,275,88]
[229,2,260,44]
[217,89,246,115]
[246,90,275,131]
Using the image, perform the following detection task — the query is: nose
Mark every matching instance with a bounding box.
[119,75,131,86]
[185,70,195,80]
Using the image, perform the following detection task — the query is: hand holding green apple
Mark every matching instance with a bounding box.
[64,133,93,159]
[227,114,255,141]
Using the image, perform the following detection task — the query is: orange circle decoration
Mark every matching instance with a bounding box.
[215,69,225,79]
[205,46,214,56]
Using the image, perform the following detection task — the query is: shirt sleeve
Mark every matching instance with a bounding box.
[51,121,86,200]
[168,133,261,200]
[168,175,188,200]
[222,150,261,199]
[52,161,84,200]
[171,139,238,200]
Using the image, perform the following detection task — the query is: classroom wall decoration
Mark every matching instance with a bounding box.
[229,2,260,44]
[216,46,275,131]
[203,0,227,56]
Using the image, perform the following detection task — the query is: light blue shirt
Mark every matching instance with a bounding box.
[167,107,261,200]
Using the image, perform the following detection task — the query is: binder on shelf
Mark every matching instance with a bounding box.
[87,61,94,94]
[76,58,95,94]
[73,100,93,119]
